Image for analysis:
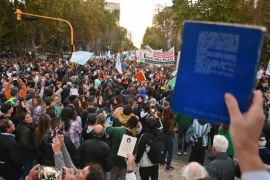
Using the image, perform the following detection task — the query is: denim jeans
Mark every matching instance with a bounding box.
[178,127,189,151]
[22,160,33,180]
[163,138,173,166]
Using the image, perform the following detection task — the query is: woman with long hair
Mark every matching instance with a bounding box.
[73,99,83,117]
[161,101,176,171]
[68,104,82,126]
[136,95,145,116]
[16,112,36,180]
[103,87,113,102]
[112,95,123,110]
[61,107,82,149]
[82,79,91,92]
[96,95,104,109]
[30,95,45,127]
[34,114,51,147]
[79,95,88,110]
[13,98,30,128]
[95,85,102,97]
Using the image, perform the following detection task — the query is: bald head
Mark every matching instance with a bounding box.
[93,124,104,137]
[105,75,111,80]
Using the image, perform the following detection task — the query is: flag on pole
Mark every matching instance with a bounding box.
[115,53,123,74]
[70,51,94,65]
[107,50,111,59]
[99,52,102,60]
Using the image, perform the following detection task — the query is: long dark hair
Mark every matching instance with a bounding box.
[21,112,31,124]
[73,99,83,117]
[35,115,51,146]
[162,106,174,129]
[61,107,74,131]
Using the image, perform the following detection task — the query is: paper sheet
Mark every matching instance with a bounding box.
[70,88,78,95]
[117,134,137,158]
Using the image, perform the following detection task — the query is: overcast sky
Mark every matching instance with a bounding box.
[109,0,173,48]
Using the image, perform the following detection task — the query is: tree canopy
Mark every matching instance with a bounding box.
[142,0,270,61]
[0,0,135,54]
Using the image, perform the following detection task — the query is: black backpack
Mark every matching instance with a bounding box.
[191,124,209,151]
[145,132,166,164]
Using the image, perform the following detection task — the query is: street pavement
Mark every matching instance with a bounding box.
[133,136,214,180]
[172,135,212,166]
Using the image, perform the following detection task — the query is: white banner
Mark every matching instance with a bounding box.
[144,45,175,66]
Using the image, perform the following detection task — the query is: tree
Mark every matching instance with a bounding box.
[0,0,16,50]
[171,0,270,62]
[141,27,164,49]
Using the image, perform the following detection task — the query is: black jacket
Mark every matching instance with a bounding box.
[61,85,71,102]
[135,129,160,164]
[206,152,236,180]
[81,108,97,128]
[0,134,23,180]
[37,131,76,166]
[16,123,36,160]
[74,137,114,172]
[81,126,94,142]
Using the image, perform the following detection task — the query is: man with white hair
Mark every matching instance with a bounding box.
[181,162,209,180]
[206,135,235,180]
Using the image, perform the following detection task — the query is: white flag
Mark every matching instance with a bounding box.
[70,51,94,65]
[115,53,122,74]
[107,50,111,58]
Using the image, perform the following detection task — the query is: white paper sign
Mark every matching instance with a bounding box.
[117,134,137,158]
[70,88,78,95]
[7,73,12,78]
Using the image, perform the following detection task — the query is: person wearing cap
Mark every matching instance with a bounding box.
[105,116,139,180]
[136,87,147,100]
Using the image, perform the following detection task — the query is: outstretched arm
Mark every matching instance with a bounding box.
[225,90,270,179]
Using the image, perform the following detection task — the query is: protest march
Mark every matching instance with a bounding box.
[0,47,269,180]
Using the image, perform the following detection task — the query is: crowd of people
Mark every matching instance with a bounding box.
[0,54,269,180]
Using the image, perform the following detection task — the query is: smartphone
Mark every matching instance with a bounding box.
[38,165,63,179]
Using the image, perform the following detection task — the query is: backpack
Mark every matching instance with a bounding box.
[189,124,209,151]
[144,132,166,164]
